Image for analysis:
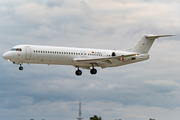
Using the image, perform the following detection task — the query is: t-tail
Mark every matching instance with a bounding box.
[131,34,175,54]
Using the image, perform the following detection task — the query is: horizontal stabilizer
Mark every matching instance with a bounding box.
[145,34,175,39]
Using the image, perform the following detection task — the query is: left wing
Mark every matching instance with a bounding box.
[73,53,137,64]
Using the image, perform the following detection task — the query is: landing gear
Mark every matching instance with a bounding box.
[75,65,97,76]
[75,69,82,76]
[19,65,23,71]
[90,68,97,75]
[90,64,97,75]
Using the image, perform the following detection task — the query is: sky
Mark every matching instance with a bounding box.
[1,0,180,120]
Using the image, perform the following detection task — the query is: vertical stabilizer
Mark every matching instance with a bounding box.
[131,34,174,54]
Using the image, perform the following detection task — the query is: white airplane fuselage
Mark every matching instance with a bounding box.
[2,34,174,76]
[3,45,149,67]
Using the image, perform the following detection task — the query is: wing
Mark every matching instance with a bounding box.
[73,53,137,68]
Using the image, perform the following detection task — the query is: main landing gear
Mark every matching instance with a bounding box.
[75,65,97,76]
[19,64,23,71]
[90,68,97,75]
[75,68,82,76]
[90,64,97,75]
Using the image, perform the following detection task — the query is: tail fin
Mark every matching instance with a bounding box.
[131,34,175,54]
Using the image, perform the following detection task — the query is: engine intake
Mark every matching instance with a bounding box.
[112,52,116,56]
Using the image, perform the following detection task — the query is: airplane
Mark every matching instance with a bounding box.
[2,34,174,76]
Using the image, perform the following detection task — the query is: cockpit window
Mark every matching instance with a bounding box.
[10,48,22,51]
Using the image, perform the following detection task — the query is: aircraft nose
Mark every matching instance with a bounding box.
[3,52,7,59]
[2,52,11,61]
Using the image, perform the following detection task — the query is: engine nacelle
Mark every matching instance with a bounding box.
[111,51,149,62]
[112,52,116,56]
[121,54,149,62]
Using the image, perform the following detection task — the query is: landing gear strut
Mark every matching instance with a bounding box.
[19,64,23,71]
[75,68,82,76]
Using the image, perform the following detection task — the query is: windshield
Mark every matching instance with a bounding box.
[10,48,22,51]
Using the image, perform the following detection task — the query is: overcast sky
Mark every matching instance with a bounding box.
[1,0,180,120]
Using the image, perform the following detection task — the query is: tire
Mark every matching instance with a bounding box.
[90,68,97,75]
[75,70,82,76]
[19,66,23,71]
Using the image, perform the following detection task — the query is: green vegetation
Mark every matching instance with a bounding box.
[90,115,102,120]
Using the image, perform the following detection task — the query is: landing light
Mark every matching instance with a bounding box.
[7,59,11,62]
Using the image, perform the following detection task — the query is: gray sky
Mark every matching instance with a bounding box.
[1,0,180,120]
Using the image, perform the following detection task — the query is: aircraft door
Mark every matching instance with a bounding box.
[102,52,107,57]
[25,46,31,60]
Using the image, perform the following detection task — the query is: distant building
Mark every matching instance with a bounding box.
[77,100,83,120]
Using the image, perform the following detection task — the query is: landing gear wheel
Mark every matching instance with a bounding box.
[19,66,23,71]
[90,68,97,75]
[75,70,82,76]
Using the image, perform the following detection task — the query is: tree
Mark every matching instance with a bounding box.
[90,115,102,120]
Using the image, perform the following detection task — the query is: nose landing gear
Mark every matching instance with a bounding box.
[19,65,23,71]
